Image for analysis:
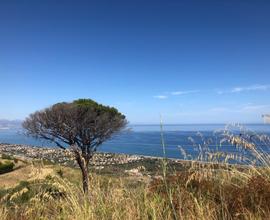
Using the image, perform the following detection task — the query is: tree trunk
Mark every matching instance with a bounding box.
[72,146,90,194]
[81,161,89,194]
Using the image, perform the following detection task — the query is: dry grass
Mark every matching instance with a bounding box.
[0,160,55,189]
[0,161,269,219]
[0,166,31,189]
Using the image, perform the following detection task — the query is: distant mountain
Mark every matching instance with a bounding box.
[0,120,22,129]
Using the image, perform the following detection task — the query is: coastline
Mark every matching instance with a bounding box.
[0,143,146,167]
[0,143,248,169]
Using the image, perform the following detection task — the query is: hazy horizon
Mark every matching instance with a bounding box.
[0,119,268,127]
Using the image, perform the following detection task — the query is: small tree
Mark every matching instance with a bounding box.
[23,99,127,193]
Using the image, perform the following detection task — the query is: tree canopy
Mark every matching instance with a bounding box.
[23,99,127,151]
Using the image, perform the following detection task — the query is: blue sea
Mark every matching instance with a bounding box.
[1,124,270,161]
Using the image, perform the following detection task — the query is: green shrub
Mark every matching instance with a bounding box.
[1,154,13,160]
[0,161,15,174]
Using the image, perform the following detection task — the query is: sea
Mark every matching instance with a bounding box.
[0,124,270,162]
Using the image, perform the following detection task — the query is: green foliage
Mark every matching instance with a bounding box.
[19,181,30,188]
[73,98,125,117]
[0,161,15,174]
[1,154,13,160]
[73,98,98,107]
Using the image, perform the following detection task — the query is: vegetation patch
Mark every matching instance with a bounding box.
[1,154,14,160]
[0,161,15,174]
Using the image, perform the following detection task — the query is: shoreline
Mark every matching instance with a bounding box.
[0,143,251,168]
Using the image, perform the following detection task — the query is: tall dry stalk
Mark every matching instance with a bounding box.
[160,116,178,220]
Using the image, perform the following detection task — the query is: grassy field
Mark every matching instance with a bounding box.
[0,153,270,220]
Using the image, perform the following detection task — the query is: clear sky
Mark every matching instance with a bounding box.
[0,0,270,124]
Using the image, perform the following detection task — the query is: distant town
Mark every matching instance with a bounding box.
[0,143,145,168]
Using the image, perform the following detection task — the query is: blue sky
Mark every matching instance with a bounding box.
[0,0,270,123]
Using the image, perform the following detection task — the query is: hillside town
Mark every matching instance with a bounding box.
[0,143,144,167]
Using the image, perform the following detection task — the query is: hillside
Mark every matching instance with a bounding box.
[0,151,270,220]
